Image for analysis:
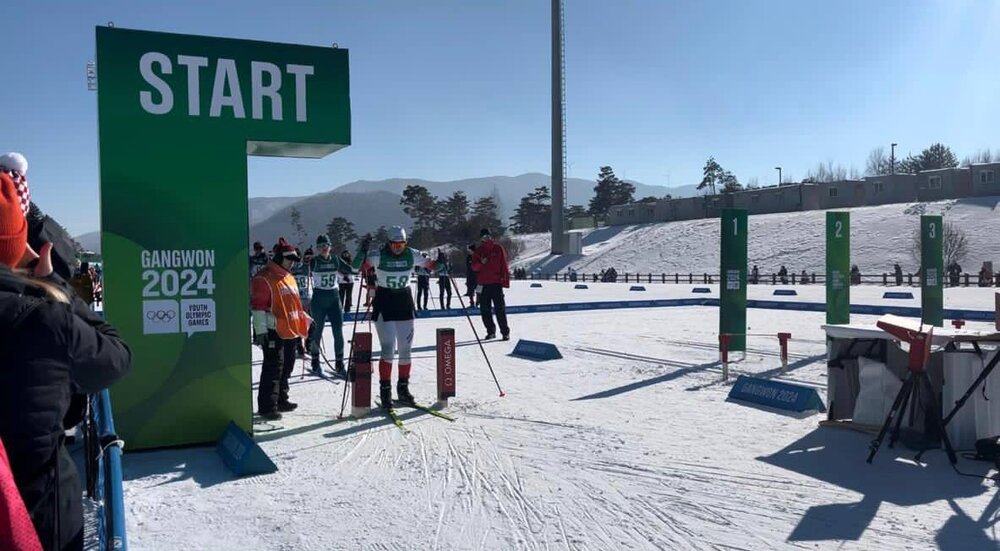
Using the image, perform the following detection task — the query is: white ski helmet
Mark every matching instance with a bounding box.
[388,225,407,243]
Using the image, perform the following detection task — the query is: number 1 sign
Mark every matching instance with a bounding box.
[720,209,748,352]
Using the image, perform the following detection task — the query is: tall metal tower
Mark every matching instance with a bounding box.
[551,0,567,254]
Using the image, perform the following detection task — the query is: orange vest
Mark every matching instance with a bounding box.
[256,264,310,339]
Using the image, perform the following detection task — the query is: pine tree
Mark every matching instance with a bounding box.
[471,196,504,237]
[511,186,552,234]
[589,166,635,217]
[289,206,307,248]
[898,143,959,174]
[400,184,439,248]
[436,191,471,245]
[698,157,722,195]
[324,216,357,252]
[720,171,742,193]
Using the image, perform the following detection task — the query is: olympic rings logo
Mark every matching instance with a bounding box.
[146,310,177,321]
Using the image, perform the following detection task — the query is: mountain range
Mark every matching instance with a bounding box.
[77,174,697,252]
[248,173,692,248]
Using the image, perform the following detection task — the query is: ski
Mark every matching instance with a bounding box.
[375,402,409,434]
[252,416,284,432]
[394,401,456,422]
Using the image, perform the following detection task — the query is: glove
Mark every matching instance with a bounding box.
[255,329,278,349]
[359,236,372,254]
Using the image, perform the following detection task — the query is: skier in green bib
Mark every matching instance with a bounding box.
[308,234,354,375]
[354,225,437,408]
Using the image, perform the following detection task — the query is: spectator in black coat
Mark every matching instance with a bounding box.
[0,170,132,550]
[465,244,478,308]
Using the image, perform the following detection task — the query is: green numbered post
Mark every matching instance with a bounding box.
[97,27,351,449]
[921,215,944,326]
[826,212,850,324]
[720,209,748,352]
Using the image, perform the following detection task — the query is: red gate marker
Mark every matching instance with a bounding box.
[436,328,456,407]
[777,332,792,373]
[352,332,372,417]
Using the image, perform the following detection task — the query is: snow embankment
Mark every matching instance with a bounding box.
[512,197,1000,275]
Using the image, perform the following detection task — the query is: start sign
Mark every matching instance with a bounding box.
[97,26,350,449]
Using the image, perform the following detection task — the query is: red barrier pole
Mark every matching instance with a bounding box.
[719,334,730,381]
[777,332,791,374]
[351,332,372,417]
[436,328,456,407]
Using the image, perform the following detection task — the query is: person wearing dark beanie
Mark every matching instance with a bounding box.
[0,170,132,550]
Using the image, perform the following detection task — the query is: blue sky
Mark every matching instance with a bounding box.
[4,0,999,235]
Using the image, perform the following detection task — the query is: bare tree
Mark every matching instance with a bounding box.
[804,161,850,183]
[289,206,308,249]
[910,222,969,269]
[961,149,995,167]
[866,147,892,176]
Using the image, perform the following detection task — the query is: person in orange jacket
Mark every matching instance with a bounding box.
[251,238,310,420]
[470,228,511,340]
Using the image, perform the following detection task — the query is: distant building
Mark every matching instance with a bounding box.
[606,164,1000,226]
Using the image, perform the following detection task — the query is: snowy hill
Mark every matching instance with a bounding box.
[513,196,1000,275]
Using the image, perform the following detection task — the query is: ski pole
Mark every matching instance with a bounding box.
[299,336,308,380]
[450,276,505,397]
[339,280,367,419]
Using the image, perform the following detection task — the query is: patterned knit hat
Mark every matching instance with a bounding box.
[0,152,29,217]
[272,237,300,261]
[0,171,28,267]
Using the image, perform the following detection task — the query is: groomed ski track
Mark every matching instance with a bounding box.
[122,283,999,550]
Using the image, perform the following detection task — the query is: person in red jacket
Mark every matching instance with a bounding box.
[470,228,511,340]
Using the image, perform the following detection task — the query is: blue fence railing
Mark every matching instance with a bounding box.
[343,298,993,323]
[91,390,127,551]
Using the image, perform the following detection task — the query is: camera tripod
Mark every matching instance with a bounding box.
[866,317,958,466]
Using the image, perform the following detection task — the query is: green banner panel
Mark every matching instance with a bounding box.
[921,215,944,326]
[825,211,850,324]
[96,27,350,449]
[720,209,748,352]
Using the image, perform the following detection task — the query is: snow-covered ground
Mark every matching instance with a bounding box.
[513,196,1000,275]
[122,282,998,550]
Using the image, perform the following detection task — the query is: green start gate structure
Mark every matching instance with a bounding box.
[97,27,351,449]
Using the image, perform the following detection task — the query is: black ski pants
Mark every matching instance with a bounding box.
[438,277,452,309]
[479,283,509,336]
[258,334,297,413]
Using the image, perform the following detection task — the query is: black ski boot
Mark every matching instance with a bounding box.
[379,381,393,409]
[335,358,346,375]
[396,377,415,405]
[311,356,321,375]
